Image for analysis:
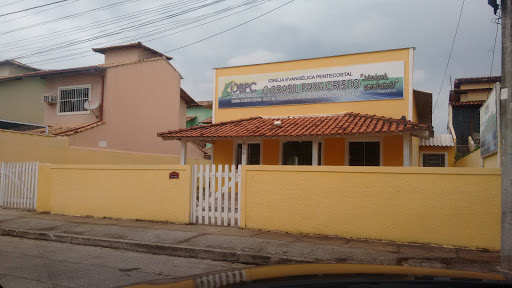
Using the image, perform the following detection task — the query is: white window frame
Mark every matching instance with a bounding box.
[420,152,448,167]
[57,84,92,115]
[344,136,384,166]
[233,140,262,165]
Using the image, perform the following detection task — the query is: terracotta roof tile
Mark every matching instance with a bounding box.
[197,101,213,109]
[0,60,40,71]
[26,121,105,136]
[158,113,433,140]
[200,117,212,124]
[180,88,199,106]
[451,100,486,107]
[454,76,501,89]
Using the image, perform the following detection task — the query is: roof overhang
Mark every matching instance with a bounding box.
[158,113,433,142]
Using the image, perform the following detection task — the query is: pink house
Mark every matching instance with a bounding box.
[0,42,206,161]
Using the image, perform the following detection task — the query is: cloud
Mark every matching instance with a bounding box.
[226,50,286,67]
[413,69,427,86]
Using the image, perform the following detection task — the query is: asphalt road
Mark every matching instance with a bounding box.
[0,236,248,288]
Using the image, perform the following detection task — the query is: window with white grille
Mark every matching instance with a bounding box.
[58,85,91,115]
[421,153,447,167]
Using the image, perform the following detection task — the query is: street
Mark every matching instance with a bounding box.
[0,236,248,288]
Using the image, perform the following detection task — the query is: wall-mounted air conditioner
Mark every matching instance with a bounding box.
[42,95,57,104]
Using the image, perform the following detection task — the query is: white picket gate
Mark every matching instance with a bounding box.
[0,162,39,210]
[191,164,241,227]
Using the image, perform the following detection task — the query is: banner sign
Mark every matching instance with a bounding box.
[217,61,404,109]
[480,83,500,157]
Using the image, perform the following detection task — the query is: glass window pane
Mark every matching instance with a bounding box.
[349,142,365,166]
[282,141,312,165]
[364,142,380,166]
[248,143,260,165]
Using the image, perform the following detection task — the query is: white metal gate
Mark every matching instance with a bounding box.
[191,164,241,226]
[0,162,39,210]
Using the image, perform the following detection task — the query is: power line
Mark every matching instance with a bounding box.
[23,0,268,62]
[12,0,227,60]
[25,0,270,66]
[0,0,72,17]
[490,13,501,76]
[0,0,79,25]
[0,0,28,9]
[432,0,465,114]
[0,0,141,35]
[0,0,201,49]
[164,0,294,53]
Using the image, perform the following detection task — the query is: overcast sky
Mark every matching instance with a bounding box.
[0,0,501,132]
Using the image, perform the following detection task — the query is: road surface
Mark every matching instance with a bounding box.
[0,236,248,288]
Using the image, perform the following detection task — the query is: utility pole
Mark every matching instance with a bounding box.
[501,0,512,273]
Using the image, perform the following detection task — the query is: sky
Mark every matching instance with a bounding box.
[0,0,502,133]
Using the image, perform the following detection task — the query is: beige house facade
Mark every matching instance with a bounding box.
[0,42,206,161]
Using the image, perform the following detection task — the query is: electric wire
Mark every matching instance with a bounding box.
[0,0,72,17]
[0,0,80,25]
[163,0,294,53]
[0,0,141,35]
[490,11,501,77]
[21,0,267,61]
[0,0,203,49]
[11,0,227,60]
[432,0,465,114]
[25,0,270,66]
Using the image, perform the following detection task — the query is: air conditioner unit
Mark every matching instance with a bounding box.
[42,95,57,104]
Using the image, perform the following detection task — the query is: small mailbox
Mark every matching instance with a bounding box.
[169,171,179,179]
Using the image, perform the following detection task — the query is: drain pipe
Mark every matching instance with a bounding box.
[93,70,105,122]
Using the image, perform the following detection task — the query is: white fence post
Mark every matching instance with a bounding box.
[198,165,204,224]
[0,162,4,207]
[191,164,241,227]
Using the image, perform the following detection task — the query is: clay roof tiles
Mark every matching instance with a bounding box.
[158,113,433,140]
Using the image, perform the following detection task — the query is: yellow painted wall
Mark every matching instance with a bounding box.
[412,137,420,167]
[383,135,403,166]
[419,146,456,167]
[461,91,490,102]
[215,49,412,122]
[37,164,191,223]
[324,138,344,165]
[484,153,499,168]
[455,150,482,168]
[213,139,234,165]
[459,82,495,90]
[0,130,209,165]
[241,166,501,249]
[262,139,279,165]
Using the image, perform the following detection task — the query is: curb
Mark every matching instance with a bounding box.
[0,227,314,265]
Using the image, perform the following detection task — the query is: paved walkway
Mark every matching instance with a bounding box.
[0,208,500,274]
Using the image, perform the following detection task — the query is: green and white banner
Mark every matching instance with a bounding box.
[218,61,404,109]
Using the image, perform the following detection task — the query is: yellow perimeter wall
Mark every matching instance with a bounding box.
[0,130,209,165]
[215,48,413,122]
[455,150,499,168]
[37,164,191,223]
[240,166,501,250]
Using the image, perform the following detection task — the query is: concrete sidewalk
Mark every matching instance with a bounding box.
[0,208,500,274]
